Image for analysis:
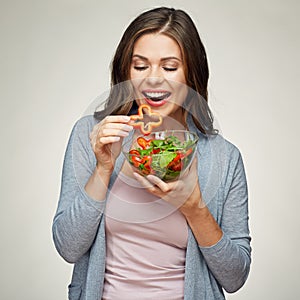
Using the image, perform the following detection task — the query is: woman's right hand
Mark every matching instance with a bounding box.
[90,115,133,175]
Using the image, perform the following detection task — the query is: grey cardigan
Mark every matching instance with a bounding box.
[52,114,251,300]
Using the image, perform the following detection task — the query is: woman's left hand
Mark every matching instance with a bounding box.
[134,158,223,247]
[133,159,202,217]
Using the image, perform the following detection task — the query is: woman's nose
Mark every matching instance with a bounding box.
[146,67,164,85]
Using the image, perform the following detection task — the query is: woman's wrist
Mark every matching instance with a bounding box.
[179,183,202,218]
[85,166,112,201]
[96,162,114,178]
[182,183,223,247]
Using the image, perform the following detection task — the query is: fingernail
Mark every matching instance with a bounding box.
[125,125,133,131]
[121,132,129,137]
[122,116,130,122]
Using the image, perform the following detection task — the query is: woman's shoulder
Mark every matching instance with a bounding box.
[74,114,98,129]
[213,134,241,157]
[199,131,241,160]
[69,115,98,137]
[198,133,244,182]
[187,113,241,160]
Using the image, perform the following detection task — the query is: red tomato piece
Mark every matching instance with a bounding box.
[168,159,182,171]
[172,161,183,171]
[151,148,160,154]
[173,153,182,162]
[131,155,142,168]
[129,149,140,156]
[141,155,152,165]
[141,156,152,174]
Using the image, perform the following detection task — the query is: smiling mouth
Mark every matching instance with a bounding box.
[142,91,171,102]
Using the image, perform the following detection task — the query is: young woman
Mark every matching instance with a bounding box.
[52,7,251,300]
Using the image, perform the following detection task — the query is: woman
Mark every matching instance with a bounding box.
[52,7,251,300]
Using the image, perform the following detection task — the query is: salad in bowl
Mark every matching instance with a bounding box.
[122,130,199,182]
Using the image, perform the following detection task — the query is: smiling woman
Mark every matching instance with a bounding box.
[52,6,251,300]
[95,6,214,135]
[130,33,187,120]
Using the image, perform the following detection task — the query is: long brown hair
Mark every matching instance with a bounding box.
[94,7,216,134]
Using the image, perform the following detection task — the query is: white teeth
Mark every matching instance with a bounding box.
[144,92,168,98]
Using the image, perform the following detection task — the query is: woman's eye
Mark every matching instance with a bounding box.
[163,67,177,72]
[134,66,148,71]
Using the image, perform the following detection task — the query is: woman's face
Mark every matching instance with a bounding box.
[130,33,188,122]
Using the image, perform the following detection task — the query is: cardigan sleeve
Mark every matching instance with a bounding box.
[52,117,105,263]
[199,148,252,293]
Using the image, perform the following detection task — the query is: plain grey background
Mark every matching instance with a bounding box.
[1,0,299,299]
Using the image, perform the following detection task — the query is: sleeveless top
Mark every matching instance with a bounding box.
[102,172,188,300]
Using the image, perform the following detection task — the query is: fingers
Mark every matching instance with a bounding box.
[103,115,131,123]
[133,172,155,189]
[99,116,133,139]
[133,173,167,198]
[133,172,179,195]
[90,115,133,149]
[146,175,171,193]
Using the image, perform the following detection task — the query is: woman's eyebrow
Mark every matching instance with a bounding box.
[161,56,182,62]
[132,54,181,62]
[132,54,149,61]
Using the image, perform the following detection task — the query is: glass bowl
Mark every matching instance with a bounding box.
[122,130,199,182]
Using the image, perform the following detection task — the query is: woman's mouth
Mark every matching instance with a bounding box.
[142,90,171,107]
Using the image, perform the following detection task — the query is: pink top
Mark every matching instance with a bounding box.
[102,172,188,300]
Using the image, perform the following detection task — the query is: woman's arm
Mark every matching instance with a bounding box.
[52,117,106,263]
[195,153,251,293]
[134,147,251,293]
[52,116,133,263]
